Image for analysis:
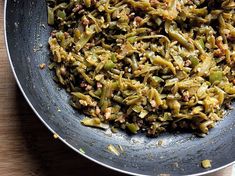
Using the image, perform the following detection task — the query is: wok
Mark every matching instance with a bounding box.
[4,0,235,175]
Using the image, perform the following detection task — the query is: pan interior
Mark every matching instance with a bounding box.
[5,0,235,175]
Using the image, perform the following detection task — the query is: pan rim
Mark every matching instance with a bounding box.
[3,0,234,175]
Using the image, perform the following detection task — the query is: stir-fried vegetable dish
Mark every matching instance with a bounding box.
[47,0,235,136]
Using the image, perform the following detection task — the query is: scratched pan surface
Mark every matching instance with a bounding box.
[4,0,235,175]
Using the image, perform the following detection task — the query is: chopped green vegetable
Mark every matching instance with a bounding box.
[47,7,54,25]
[104,60,116,70]
[79,148,86,154]
[190,56,200,68]
[126,123,139,134]
[81,117,109,129]
[107,144,120,156]
[57,10,66,20]
[47,0,235,137]
[209,71,223,84]
[194,38,205,54]
[84,0,91,8]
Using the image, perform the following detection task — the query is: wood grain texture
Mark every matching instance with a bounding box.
[0,0,233,175]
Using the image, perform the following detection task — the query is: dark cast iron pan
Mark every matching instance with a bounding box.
[4,0,235,175]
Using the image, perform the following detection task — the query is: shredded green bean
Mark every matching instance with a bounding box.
[47,0,235,136]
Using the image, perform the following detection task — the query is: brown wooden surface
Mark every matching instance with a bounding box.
[0,0,233,175]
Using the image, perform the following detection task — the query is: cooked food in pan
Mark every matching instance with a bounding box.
[47,0,235,136]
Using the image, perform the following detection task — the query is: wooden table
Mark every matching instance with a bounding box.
[0,0,233,175]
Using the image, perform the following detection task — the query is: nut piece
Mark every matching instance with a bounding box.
[39,63,46,69]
